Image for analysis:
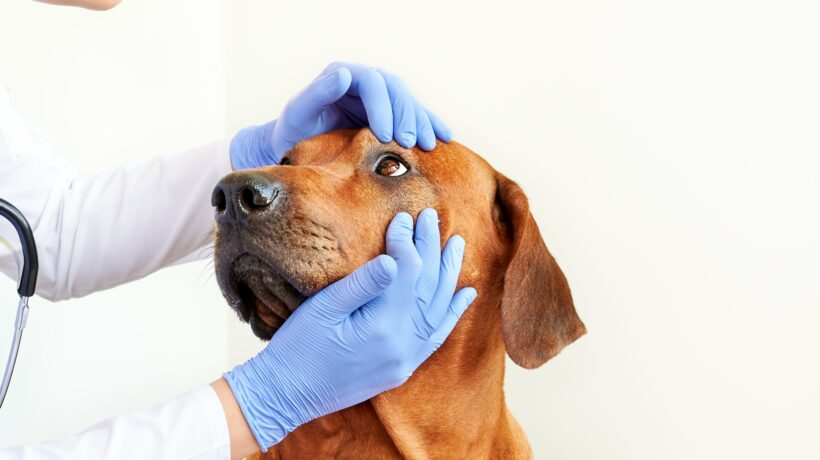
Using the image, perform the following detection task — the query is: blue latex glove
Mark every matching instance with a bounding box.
[230,62,453,170]
[224,209,476,451]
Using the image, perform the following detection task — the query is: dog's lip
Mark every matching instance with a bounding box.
[227,253,307,339]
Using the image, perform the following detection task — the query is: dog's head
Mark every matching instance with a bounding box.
[213,129,585,368]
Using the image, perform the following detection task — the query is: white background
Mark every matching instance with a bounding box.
[2,0,820,458]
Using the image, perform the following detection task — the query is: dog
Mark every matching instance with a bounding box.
[212,128,586,459]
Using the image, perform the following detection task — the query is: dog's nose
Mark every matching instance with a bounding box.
[212,171,282,224]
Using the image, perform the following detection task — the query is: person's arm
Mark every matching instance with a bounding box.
[0,381,256,460]
[0,385,231,460]
[211,379,258,459]
[0,83,232,300]
[36,141,231,301]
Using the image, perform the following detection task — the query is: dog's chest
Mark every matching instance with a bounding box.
[261,403,403,460]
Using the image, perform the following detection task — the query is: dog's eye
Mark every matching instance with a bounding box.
[280,156,291,166]
[375,157,408,177]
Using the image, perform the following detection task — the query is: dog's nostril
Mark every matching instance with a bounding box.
[239,184,274,210]
[212,187,227,213]
[241,187,254,209]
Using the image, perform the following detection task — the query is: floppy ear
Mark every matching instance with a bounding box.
[495,174,586,369]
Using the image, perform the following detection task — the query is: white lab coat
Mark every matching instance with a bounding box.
[0,81,232,459]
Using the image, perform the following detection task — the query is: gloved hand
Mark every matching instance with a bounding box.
[230,62,453,170]
[223,209,476,451]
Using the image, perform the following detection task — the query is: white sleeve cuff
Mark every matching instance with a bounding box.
[191,385,232,460]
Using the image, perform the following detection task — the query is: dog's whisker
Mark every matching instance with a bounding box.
[194,271,216,291]
[194,260,217,286]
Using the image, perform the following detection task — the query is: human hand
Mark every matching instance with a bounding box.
[223,209,475,450]
[230,62,452,170]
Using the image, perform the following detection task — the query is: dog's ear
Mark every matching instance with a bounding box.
[495,174,586,369]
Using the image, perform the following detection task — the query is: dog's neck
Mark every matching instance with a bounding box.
[367,289,530,459]
[266,277,531,459]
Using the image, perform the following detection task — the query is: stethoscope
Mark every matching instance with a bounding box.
[0,198,38,409]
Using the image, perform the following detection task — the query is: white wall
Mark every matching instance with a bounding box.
[1,1,818,458]
[0,0,229,446]
[223,1,819,459]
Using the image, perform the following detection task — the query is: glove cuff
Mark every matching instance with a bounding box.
[229,120,278,170]
[223,356,300,452]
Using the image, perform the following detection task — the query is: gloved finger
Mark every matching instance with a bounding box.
[376,68,417,148]
[313,67,354,105]
[414,287,477,367]
[321,60,346,76]
[385,212,423,283]
[341,64,393,143]
[427,110,453,143]
[413,208,441,307]
[290,68,353,122]
[305,254,397,323]
[414,100,436,151]
[425,235,466,329]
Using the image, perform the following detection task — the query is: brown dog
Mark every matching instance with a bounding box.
[212,128,586,459]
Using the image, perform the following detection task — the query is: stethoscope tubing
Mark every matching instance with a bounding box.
[0,198,38,409]
[0,198,38,297]
[0,296,28,408]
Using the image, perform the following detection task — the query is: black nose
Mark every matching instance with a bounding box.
[212,172,282,224]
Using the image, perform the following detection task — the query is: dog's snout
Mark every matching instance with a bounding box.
[213,172,282,224]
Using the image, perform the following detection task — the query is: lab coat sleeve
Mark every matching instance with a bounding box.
[0,137,232,301]
[0,385,231,460]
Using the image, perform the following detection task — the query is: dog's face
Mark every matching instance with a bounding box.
[213,128,585,368]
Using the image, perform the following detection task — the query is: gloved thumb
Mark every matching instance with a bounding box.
[297,67,353,114]
[305,254,397,323]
